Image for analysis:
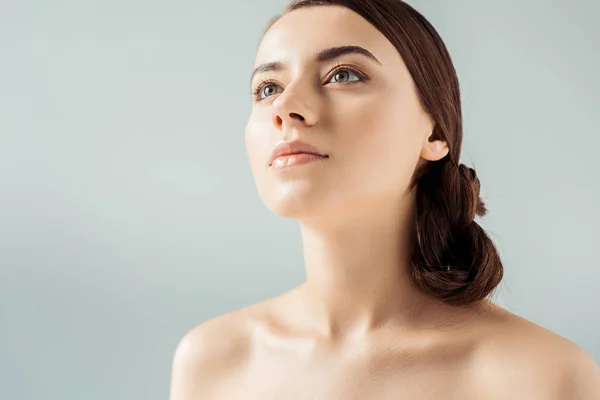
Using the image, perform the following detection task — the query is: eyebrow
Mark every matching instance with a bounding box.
[250,45,382,84]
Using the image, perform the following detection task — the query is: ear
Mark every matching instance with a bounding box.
[420,130,449,162]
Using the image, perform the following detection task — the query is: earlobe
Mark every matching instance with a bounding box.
[420,138,449,162]
[418,118,448,162]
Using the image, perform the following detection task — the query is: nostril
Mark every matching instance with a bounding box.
[290,112,304,121]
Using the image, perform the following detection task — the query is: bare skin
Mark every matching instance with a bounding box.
[171,292,599,399]
[170,5,600,399]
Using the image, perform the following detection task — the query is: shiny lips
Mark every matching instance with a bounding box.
[269,140,329,166]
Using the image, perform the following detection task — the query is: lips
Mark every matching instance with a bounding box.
[269,140,329,166]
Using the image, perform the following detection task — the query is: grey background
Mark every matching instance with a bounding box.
[1,0,598,399]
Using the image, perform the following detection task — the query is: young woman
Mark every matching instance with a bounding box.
[170,1,600,398]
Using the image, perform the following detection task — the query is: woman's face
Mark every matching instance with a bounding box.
[245,5,443,220]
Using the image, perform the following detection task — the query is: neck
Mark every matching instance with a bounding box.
[296,195,432,340]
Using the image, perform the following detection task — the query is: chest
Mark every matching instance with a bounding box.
[220,350,479,400]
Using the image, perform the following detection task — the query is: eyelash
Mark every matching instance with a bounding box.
[251,65,368,102]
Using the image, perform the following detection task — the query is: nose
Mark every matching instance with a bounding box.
[271,82,320,132]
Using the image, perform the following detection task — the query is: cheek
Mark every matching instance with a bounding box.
[245,114,284,209]
[339,98,423,191]
[348,102,421,167]
[244,115,272,174]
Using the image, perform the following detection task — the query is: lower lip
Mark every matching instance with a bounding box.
[271,153,328,169]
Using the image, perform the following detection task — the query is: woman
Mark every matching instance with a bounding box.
[170,0,600,398]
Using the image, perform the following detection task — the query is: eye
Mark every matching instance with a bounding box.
[328,68,362,84]
[252,80,283,101]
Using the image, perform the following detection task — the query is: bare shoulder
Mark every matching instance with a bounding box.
[168,299,271,400]
[469,302,600,399]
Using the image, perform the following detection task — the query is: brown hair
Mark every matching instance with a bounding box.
[266,0,503,306]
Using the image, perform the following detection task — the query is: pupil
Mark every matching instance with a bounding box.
[336,71,348,81]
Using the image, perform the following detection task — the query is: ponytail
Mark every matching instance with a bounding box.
[410,157,503,305]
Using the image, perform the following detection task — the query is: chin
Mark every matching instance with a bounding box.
[260,184,337,220]
[263,195,322,220]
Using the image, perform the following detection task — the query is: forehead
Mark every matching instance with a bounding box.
[254,5,398,67]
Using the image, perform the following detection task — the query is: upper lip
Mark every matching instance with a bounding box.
[269,140,329,166]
